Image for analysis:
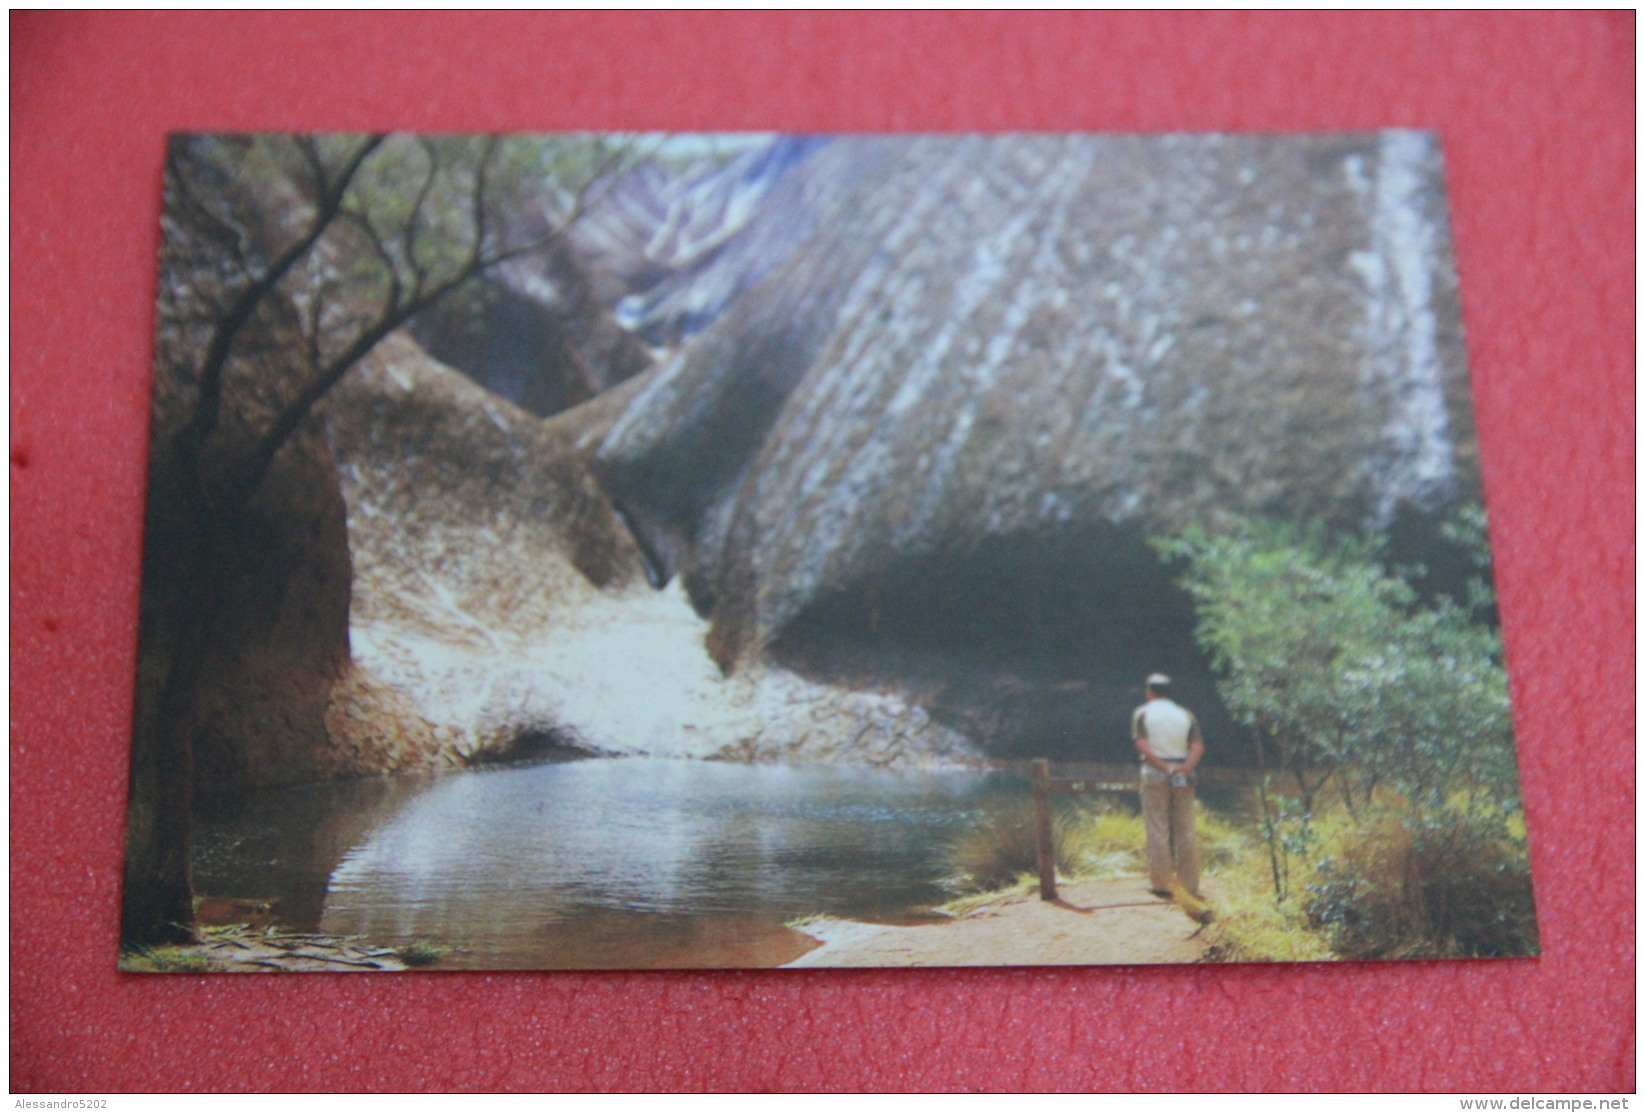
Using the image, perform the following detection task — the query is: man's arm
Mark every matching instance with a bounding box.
[1177,717,1205,776]
[1178,737,1205,776]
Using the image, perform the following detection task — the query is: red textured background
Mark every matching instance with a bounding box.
[10,12,1634,1094]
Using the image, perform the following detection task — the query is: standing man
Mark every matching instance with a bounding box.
[1133,673,1203,900]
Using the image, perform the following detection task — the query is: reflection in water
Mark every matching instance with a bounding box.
[194,772,442,931]
[195,758,1018,969]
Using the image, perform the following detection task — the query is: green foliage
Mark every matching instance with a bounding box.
[1155,510,1518,814]
[945,794,1246,893]
[1154,511,1535,959]
[1157,520,1401,770]
[335,132,643,295]
[1439,503,1501,623]
[277,134,636,368]
[1304,810,1538,959]
[118,943,218,974]
[930,774,1536,962]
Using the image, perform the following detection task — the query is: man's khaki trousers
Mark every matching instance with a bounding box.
[1140,766,1200,897]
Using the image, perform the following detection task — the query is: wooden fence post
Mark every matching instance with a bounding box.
[1030,758,1057,901]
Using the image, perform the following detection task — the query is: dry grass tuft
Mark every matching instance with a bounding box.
[944,797,1082,893]
[1195,853,1335,963]
[1059,803,1147,880]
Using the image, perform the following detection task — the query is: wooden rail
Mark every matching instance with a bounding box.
[1029,758,1138,902]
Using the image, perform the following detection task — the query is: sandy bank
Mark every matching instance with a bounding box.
[786,876,1211,967]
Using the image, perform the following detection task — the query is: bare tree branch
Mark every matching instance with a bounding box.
[575,134,657,214]
[294,136,329,199]
[234,133,637,506]
[468,136,500,272]
[403,139,443,297]
[167,166,255,282]
[339,207,404,320]
[175,133,385,510]
[301,275,338,374]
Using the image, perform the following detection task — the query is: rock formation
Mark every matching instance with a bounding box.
[135,131,1486,791]
[572,136,830,347]
[325,333,981,768]
[594,133,1479,759]
[409,239,654,418]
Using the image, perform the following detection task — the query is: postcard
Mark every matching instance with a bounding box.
[120,132,1535,971]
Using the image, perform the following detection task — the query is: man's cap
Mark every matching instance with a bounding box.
[1146,673,1171,687]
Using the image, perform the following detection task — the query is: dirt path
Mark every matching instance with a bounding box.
[786,876,1211,967]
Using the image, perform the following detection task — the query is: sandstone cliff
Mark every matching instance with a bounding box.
[137,131,1486,790]
[409,239,653,418]
[324,333,982,768]
[593,133,1478,757]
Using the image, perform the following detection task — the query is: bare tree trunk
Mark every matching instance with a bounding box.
[1252,730,1287,902]
[121,505,232,944]
[120,133,631,946]
[1337,766,1360,821]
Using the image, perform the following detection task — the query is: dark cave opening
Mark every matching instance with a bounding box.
[769,523,1255,765]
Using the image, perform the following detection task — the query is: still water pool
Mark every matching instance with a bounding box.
[195,757,1041,969]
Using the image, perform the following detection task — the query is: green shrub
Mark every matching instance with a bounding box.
[1156,511,1522,886]
[1305,811,1538,959]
